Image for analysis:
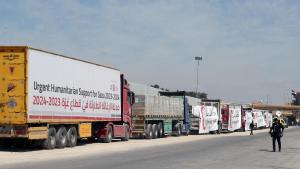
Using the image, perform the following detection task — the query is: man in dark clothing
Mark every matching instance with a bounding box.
[250,121,254,135]
[269,118,284,152]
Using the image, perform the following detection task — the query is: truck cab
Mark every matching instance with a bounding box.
[121,76,135,128]
[221,104,229,131]
[95,75,135,143]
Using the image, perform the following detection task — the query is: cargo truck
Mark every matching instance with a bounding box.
[253,110,267,129]
[221,104,229,131]
[0,46,135,149]
[243,108,272,130]
[221,104,243,132]
[190,99,221,134]
[159,91,193,135]
[130,84,187,139]
[242,106,253,131]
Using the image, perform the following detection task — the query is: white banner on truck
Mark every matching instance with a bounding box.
[192,106,208,134]
[228,106,242,131]
[205,106,219,132]
[192,105,219,134]
[264,111,273,128]
[27,49,122,121]
[254,111,266,128]
[245,111,253,131]
[253,111,258,126]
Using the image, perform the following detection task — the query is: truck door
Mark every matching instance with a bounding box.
[0,47,27,124]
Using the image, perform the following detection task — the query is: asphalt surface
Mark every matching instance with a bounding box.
[2,127,300,169]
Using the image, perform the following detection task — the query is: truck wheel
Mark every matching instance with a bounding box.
[121,125,129,141]
[145,124,153,139]
[152,124,158,139]
[43,127,56,149]
[102,125,113,143]
[67,127,77,147]
[174,124,181,136]
[216,123,221,134]
[56,126,67,148]
[157,122,163,138]
[217,127,221,134]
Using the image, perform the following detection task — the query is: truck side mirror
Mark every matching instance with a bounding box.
[130,92,135,105]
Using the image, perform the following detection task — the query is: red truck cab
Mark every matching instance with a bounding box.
[221,104,229,131]
[94,75,135,143]
[221,104,244,132]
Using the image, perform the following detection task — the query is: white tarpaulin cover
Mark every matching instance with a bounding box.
[130,83,184,117]
[264,111,273,128]
[132,95,184,117]
[253,111,258,126]
[228,106,242,131]
[192,105,219,134]
[186,96,201,106]
[253,110,266,128]
[129,82,161,96]
[245,111,253,131]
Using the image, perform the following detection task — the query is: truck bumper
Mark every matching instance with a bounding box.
[222,123,228,130]
[0,125,28,138]
[0,125,47,139]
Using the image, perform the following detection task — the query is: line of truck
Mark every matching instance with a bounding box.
[0,46,274,149]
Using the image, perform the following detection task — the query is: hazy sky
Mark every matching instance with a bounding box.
[1,0,300,104]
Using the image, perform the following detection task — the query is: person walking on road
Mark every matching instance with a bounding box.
[250,121,254,135]
[269,118,284,152]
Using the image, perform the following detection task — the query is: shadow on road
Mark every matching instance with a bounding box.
[0,144,41,152]
[0,138,124,152]
[259,149,273,152]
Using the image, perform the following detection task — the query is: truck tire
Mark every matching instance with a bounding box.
[145,124,153,139]
[217,121,222,134]
[43,127,56,149]
[56,126,67,148]
[174,124,181,136]
[66,127,77,147]
[121,125,129,141]
[152,124,158,139]
[102,125,113,143]
[157,122,163,138]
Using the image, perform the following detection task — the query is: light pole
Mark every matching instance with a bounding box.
[195,56,202,98]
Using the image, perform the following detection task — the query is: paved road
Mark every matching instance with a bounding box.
[3,127,300,169]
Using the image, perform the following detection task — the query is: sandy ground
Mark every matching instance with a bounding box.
[0,129,271,166]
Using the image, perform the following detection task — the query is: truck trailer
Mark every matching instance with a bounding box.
[0,46,135,149]
[159,91,194,135]
[221,104,243,132]
[130,84,187,139]
[190,99,221,134]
